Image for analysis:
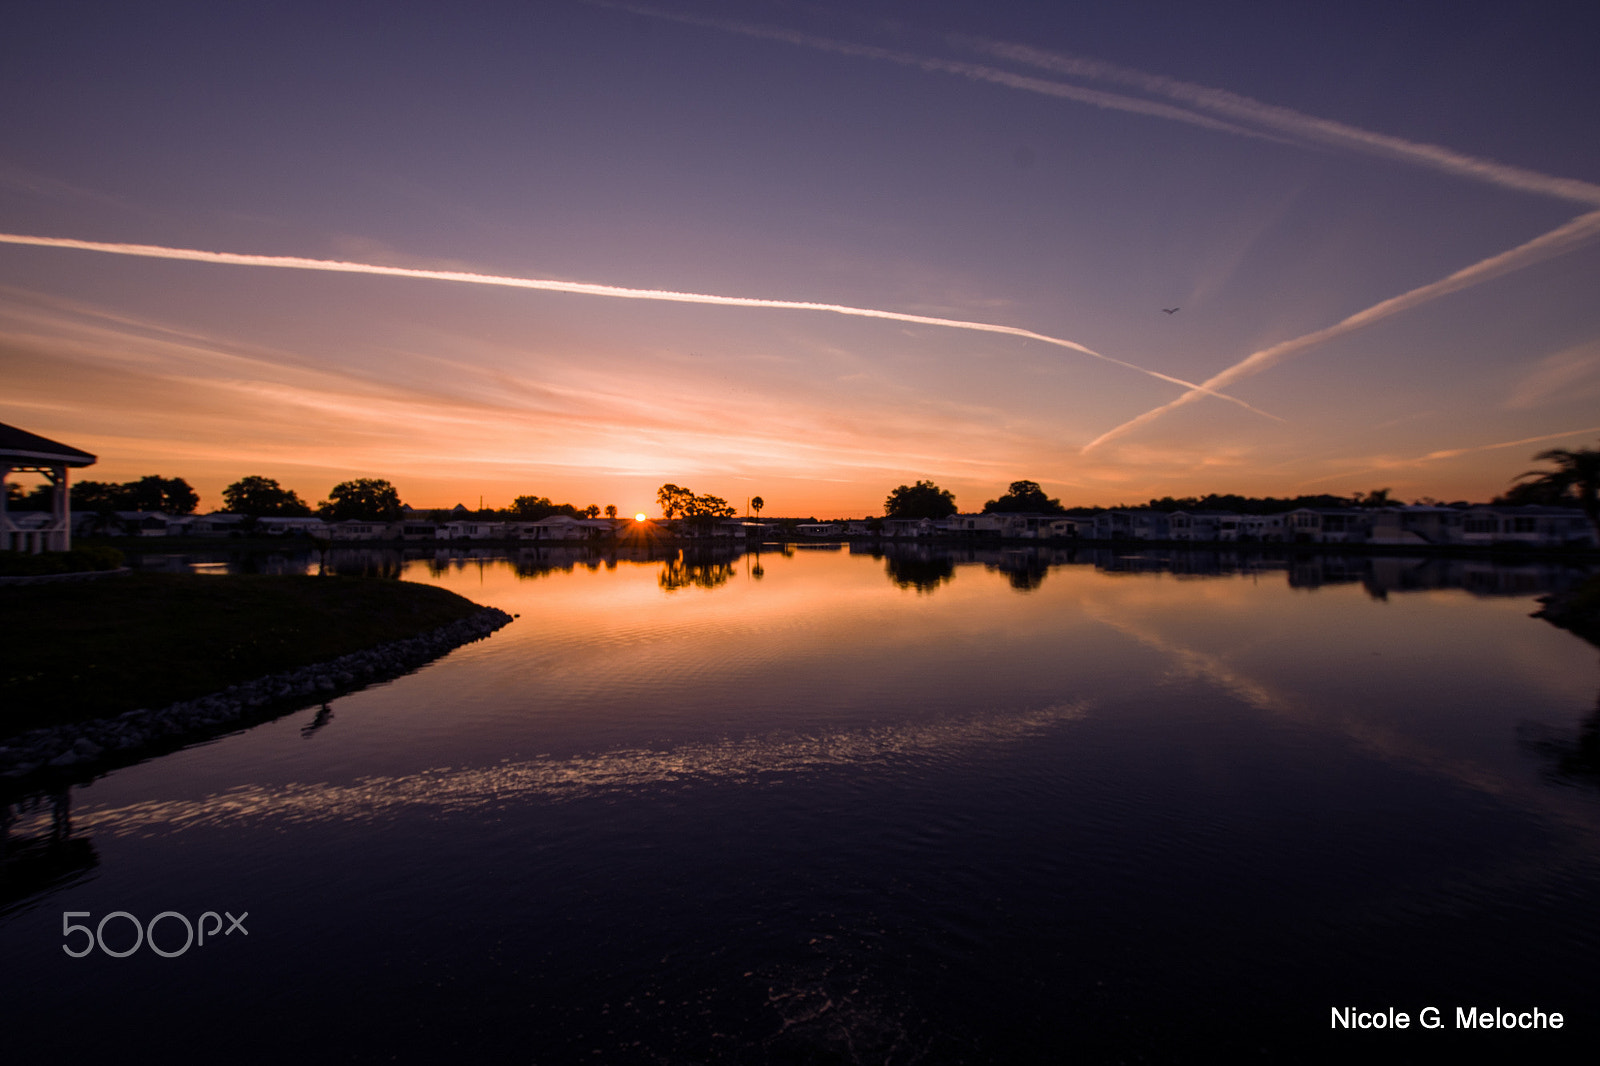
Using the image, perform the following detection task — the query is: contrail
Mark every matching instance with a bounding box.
[599,4,1600,448]
[0,232,1276,415]
[967,39,1600,207]
[590,1,1278,142]
[599,2,1600,207]
[1081,210,1600,451]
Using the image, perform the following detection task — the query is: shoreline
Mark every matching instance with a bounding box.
[92,534,1600,560]
[1534,574,1600,648]
[0,605,512,794]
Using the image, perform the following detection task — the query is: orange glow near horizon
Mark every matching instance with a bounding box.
[4,280,1594,516]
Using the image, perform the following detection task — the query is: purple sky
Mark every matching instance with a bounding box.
[3,0,1598,515]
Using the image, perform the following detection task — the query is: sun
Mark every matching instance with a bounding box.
[634,512,647,522]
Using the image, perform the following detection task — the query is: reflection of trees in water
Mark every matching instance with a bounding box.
[499,544,754,583]
[991,553,1049,592]
[884,553,955,593]
[1520,689,1600,790]
[866,545,1597,598]
[155,542,1590,597]
[1358,556,1591,601]
[659,552,735,592]
[324,549,405,579]
[1,789,97,912]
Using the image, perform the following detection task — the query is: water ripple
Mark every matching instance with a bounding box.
[74,700,1091,838]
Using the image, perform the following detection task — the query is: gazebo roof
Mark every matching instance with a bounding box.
[0,421,98,467]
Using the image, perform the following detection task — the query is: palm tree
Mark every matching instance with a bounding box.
[1517,444,1600,541]
[750,496,764,519]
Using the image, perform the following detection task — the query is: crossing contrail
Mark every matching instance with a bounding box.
[0,231,1277,417]
[599,4,1600,449]
[1081,209,1600,451]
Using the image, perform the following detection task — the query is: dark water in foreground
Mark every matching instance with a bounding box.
[4,546,1599,1063]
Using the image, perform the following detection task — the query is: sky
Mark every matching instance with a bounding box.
[3,0,1599,517]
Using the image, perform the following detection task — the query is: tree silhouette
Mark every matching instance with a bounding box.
[657,484,694,519]
[60,477,197,514]
[685,493,734,519]
[1351,487,1394,508]
[604,505,617,519]
[751,496,764,518]
[118,476,199,514]
[505,495,581,520]
[1516,444,1600,540]
[884,480,957,519]
[223,476,312,516]
[5,483,54,510]
[319,479,403,522]
[983,479,1064,514]
[656,484,734,521]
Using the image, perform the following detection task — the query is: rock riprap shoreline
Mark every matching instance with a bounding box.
[0,606,512,788]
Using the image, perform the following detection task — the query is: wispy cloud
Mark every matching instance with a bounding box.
[1504,338,1600,411]
[0,160,132,210]
[0,231,1276,417]
[1415,427,1600,463]
[1302,426,1600,486]
[1082,210,1600,451]
[0,291,1087,504]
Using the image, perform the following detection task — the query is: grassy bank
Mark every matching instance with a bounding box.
[1,573,487,735]
[1539,573,1600,648]
[0,546,125,576]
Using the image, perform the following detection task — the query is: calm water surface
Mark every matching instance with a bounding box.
[4,546,1598,1062]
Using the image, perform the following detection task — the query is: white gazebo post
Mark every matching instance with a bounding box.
[0,422,97,554]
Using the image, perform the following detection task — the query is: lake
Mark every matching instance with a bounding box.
[4,544,1598,1062]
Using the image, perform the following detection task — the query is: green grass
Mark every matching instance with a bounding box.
[0,573,487,735]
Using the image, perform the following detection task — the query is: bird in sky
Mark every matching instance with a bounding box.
[1162,307,1180,314]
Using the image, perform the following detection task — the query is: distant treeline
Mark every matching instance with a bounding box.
[3,475,613,524]
[8,442,1594,527]
[883,481,1453,521]
[881,478,1584,521]
[7,475,201,515]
